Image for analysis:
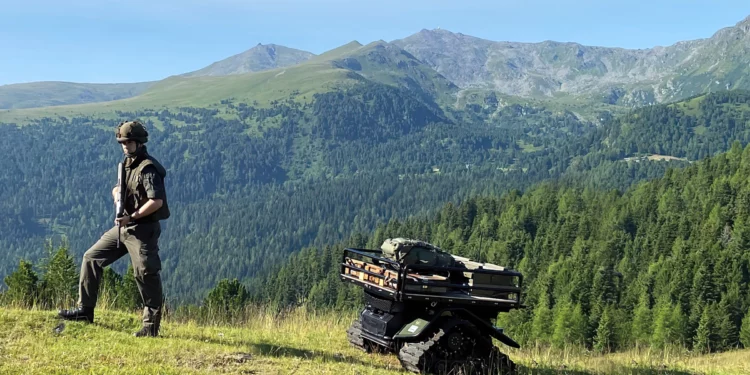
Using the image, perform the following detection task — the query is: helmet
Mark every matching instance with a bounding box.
[116,121,148,143]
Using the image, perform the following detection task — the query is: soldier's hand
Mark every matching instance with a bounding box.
[115,215,131,226]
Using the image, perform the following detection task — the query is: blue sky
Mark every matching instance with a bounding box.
[2,0,749,86]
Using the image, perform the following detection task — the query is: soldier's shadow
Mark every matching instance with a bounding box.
[93,321,396,372]
[192,335,396,371]
[92,316,142,333]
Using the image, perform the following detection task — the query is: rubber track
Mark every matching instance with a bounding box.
[397,320,449,373]
[487,346,517,375]
[346,319,371,353]
[397,319,517,374]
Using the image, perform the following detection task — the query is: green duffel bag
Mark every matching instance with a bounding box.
[380,238,455,268]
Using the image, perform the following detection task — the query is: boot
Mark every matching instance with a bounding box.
[58,306,94,323]
[133,323,159,337]
[135,305,161,337]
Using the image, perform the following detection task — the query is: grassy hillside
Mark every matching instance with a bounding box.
[0,39,602,126]
[0,40,452,125]
[0,81,155,110]
[180,43,315,78]
[7,15,750,120]
[0,45,314,111]
[0,63,356,125]
[0,307,747,374]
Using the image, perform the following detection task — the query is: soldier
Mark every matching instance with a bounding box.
[58,120,170,337]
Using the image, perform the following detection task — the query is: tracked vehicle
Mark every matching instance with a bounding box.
[340,238,524,374]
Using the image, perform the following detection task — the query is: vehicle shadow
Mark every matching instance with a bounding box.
[175,332,397,371]
[515,364,695,375]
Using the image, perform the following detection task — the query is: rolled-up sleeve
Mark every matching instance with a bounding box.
[141,166,166,200]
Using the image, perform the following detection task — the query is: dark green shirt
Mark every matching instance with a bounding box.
[141,165,166,201]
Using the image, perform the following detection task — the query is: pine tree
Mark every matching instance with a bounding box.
[694,305,714,353]
[119,264,141,311]
[688,302,704,346]
[204,278,249,316]
[4,259,39,308]
[99,267,124,310]
[651,299,675,349]
[551,301,572,349]
[717,301,740,350]
[631,294,653,347]
[594,306,615,353]
[307,276,336,310]
[569,303,587,347]
[669,304,687,348]
[38,239,78,309]
[740,308,750,348]
[531,296,553,346]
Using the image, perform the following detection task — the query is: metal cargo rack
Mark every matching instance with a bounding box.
[339,247,524,310]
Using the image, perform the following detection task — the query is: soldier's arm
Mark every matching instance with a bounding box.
[131,166,165,220]
[132,199,163,220]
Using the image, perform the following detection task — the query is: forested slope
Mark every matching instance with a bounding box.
[254,140,750,353]
[3,88,750,304]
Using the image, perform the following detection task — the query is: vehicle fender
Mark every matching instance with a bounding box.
[393,318,431,340]
[451,308,520,348]
[393,308,520,348]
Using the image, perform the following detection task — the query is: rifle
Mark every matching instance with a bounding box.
[115,160,126,248]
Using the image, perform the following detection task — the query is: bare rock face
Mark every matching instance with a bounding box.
[392,16,750,106]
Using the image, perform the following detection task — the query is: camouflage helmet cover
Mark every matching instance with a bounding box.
[116,121,148,143]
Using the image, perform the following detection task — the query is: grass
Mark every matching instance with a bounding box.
[307,41,364,63]
[517,140,545,153]
[0,39,619,127]
[0,306,399,375]
[0,39,632,127]
[1,39,442,126]
[0,40,371,125]
[453,88,629,124]
[507,345,750,375]
[1,306,748,375]
[0,81,154,110]
[0,62,357,126]
[672,95,705,117]
[693,125,708,135]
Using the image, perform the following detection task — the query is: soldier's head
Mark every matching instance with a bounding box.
[115,120,148,156]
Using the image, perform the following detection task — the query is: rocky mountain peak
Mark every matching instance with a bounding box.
[390,14,750,105]
[181,43,315,77]
[710,15,750,40]
[737,15,750,32]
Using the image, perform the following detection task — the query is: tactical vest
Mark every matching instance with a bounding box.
[125,156,170,222]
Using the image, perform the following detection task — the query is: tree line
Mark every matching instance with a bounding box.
[243,141,750,354]
[1,238,140,312]
[2,87,750,306]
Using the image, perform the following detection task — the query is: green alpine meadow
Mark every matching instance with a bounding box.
[1,307,749,374]
[4,8,750,374]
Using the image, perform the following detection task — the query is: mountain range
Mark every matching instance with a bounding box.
[5,14,750,305]
[2,15,750,115]
[391,16,750,106]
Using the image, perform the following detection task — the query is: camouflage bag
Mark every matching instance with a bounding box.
[380,238,455,267]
